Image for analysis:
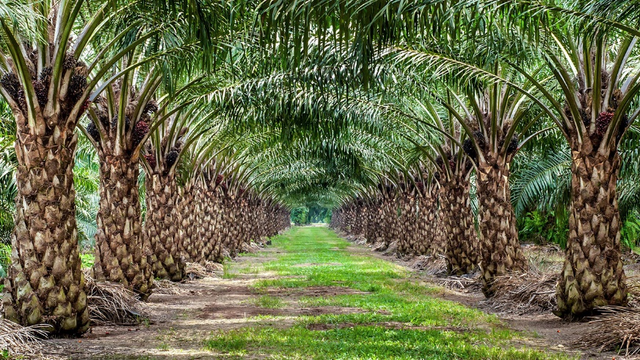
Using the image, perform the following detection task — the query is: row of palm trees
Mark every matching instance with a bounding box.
[291,1,640,320]
[0,0,295,334]
[2,0,640,334]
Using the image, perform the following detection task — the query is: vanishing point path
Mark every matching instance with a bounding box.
[53,227,574,359]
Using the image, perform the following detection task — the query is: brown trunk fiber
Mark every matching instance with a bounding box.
[143,174,184,281]
[556,149,626,318]
[476,161,527,296]
[178,181,198,263]
[416,193,437,256]
[93,153,153,299]
[441,179,478,275]
[3,123,89,334]
[431,209,446,257]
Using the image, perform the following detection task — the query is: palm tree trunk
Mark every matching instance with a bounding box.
[93,153,153,299]
[441,179,478,275]
[191,182,207,264]
[178,180,198,263]
[210,193,224,262]
[429,194,447,256]
[397,196,410,254]
[556,149,627,318]
[143,174,184,281]
[3,124,90,334]
[476,161,527,295]
[417,194,436,255]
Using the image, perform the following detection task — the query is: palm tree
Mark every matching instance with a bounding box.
[425,69,545,293]
[509,26,640,318]
[141,102,218,279]
[84,75,159,298]
[0,0,147,333]
[0,100,16,244]
[406,95,479,275]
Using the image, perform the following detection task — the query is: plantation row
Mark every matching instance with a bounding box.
[2,0,640,345]
[6,153,290,334]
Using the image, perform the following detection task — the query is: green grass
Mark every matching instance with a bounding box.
[204,227,574,359]
[251,295,285,308]
[80,253,94,268]
[222,260,237,279]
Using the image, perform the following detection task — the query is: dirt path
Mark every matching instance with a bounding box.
[43,229,620,359]
[46,249,368,359]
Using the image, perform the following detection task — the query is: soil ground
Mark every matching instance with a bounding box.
[44,226,628,359]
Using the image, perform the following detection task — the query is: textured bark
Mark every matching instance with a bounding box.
[441,179,478,275]
[196,183,211,262]
[208,191,224,262]
[224,197,237,257]
[380,195,397,247]
[93,153,153,299]
[431,209,447,257]
[556,149,627,318]
[2,122,90,334]
[178,181,198,263]
[143,174,184,281]
[1,45,90,333]
[397,195,411,254]
[416,193,438,256]
[476,161,527,295]
[362,204,374,243]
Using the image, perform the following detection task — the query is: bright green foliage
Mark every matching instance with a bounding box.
[290,206,332,225]
[0,101,15,245]
[518,211,569,249]
[80,253,95,269]
[0,243,10,278]
[205,227,574,360]
[621,212,640,249]
[251,295,285,309]
[290,207,309,225]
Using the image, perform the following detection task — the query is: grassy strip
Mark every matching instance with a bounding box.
[207,226,574,359]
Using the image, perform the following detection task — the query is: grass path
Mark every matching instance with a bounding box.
[51,226,575,359]
[206,226,572,359]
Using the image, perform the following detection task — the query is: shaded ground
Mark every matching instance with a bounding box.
[43,227,609,359]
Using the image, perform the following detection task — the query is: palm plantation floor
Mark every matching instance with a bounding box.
[50,226,586,359]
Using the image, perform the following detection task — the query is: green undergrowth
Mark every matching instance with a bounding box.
[80,253,94,269]
[249,295,285,308]
[205,226,574,359]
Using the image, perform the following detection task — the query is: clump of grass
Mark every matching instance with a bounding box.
[251,295,284,308]
[206,332,247,356]
[80,253,94,268]
[222,261,236,279]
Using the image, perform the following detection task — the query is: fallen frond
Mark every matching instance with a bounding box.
[153,279,184,295]
[0,318,48,357]
[371,241,388,252]
[433,274,482,293]
[240,242,263,254]
[575,306,640,356]
[411,255,447,276]
[383,241,398,255]
[482,270,558,314]
[85,271,149,326]
[185,261,223,280]
[185,262,208,280]
[626,276,640,308]
[203,261,224,273]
